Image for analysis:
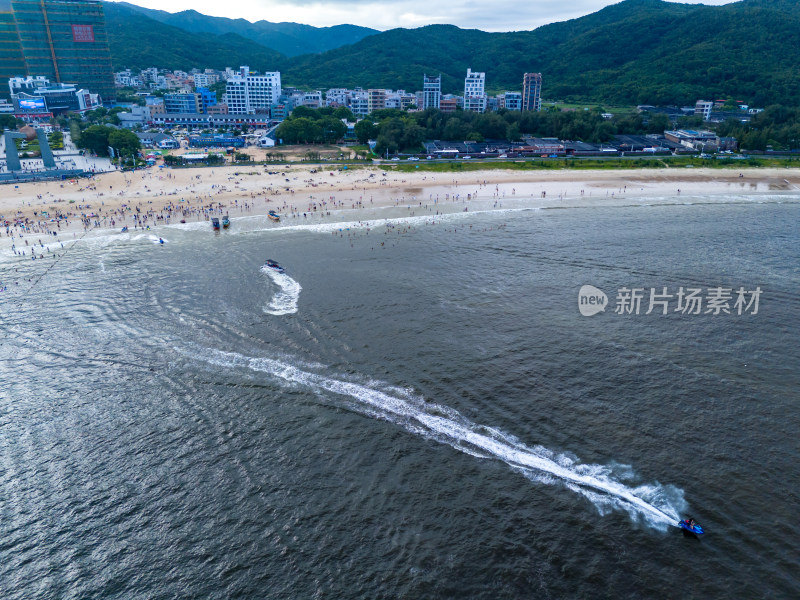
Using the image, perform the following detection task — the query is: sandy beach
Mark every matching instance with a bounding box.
[2,164,799,237]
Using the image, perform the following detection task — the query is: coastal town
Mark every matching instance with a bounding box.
[0,0,788,184]
[3,62,763,172]
[1,2,799,599]
[1,0,799,270]
[0,0,797,261]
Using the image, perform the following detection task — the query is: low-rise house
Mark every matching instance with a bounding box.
[136,132,178,148]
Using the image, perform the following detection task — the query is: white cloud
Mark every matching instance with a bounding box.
[108,0,740,32]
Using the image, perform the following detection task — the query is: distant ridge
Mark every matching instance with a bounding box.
[281,0,800,105]
[110,2,378,57]
[105,0,800,106]
[103,3,286,72]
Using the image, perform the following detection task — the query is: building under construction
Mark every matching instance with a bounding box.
[0,0,114,102]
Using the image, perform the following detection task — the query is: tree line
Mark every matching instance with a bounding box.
[274,106,353,144]
[273,106,678,155]
[716,105,800,151]
[273,104,800,154]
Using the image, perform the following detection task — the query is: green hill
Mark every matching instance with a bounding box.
[110,2,377,57]
[103,0,800,106]
[281,0,800,106]
[103,3,285,72]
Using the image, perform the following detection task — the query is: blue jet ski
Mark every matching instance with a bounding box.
[264,259,285,273]
[679,518,704,535]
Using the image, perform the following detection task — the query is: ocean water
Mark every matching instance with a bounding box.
[1,195,798,598]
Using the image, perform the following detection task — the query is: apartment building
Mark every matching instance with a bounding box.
[224,68,281,114]
[350,92,369,116]
[164,92,201,114]
[501,92,522,111]
[367,89,386,114]
[423,74,441,110]
[464,69,486,113]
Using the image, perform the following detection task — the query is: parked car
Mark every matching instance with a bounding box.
[407,157,419,161]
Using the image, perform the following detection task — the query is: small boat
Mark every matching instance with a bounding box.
[211,217,220,230]
[222,215,230,228]
[268,210,280,222]
[264,259,284,273]
[678,519,704,535]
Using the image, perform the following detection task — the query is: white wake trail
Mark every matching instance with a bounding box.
[185,347,684,529]
[261,266,302,315]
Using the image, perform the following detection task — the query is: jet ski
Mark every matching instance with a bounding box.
[679,518,704,535]
[264,259,284,273]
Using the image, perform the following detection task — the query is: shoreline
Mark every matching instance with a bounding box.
[1,163,799,240]
[0,175,798,284]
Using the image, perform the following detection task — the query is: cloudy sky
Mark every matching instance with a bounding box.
[110,0,740,32]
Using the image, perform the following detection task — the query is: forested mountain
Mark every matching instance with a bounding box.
[109,2,377,57]
[281,0,800,106]
[103,3,285,71]
[104,0,800,106]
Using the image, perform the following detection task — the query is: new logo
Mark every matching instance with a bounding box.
[578,285,608,316]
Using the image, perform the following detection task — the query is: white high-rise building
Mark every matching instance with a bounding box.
[224,78,248,114]
[464,68,486,113]
[423,74,441,110]
[224,71,282,114]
